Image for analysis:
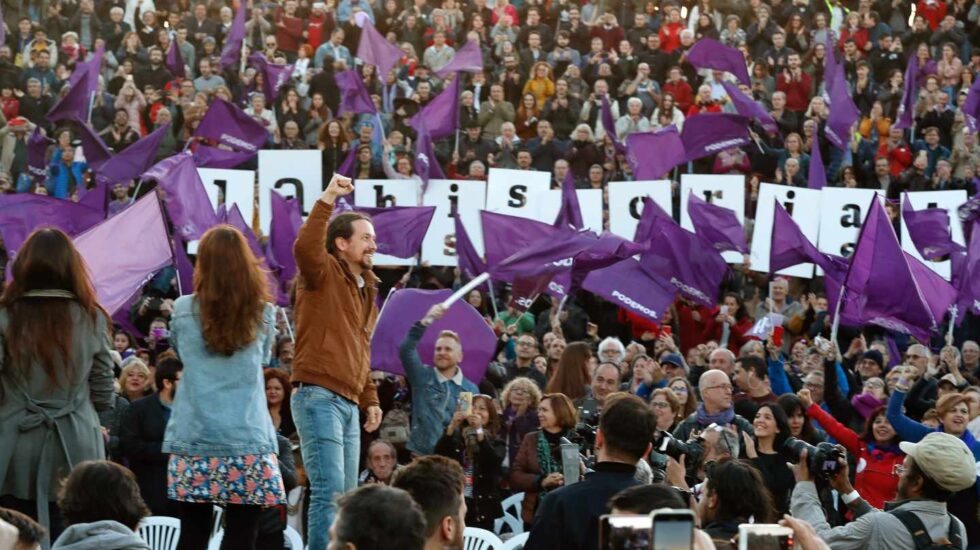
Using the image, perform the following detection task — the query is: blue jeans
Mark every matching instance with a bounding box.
[292,384,359,550]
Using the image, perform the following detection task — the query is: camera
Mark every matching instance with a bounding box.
[784,437,844,480]
[652,431,696,461]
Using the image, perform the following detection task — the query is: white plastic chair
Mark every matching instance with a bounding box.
[502,532,530,550]
[284,525,304,549]
[138,516,181,550]
[207,530,223,550]
[463,527,504,550]
[493,492,525,535]
[210,506,224,539]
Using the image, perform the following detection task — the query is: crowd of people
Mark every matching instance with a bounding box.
[1,0,980,547]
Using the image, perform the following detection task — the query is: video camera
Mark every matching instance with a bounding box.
[784,437,844,480]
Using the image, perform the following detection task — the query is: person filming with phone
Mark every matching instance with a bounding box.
[399,303,481,457]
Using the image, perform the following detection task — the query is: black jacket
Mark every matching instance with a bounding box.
[434,429,506,531]
[120,393,173,516]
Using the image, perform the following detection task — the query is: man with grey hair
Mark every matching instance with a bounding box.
[709,348,737,376]
[614,97,650,139]
[599,337,627,368]
[904,344,938,421]
[673,370,753,475]
[961,340,979,381]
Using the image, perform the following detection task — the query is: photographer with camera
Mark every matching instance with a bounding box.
[790,432,975,549]
[673,370,755,476]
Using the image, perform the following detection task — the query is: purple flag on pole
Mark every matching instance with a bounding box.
[193,98,268,167]
[963,73,980,130]
[454,214,486,279]
[434,40,484,77]
[74,193,173,314]
[626,126,685,180]
[173,235,194,295]
[354,205,437,258]
[481,211,563,268]
[956,218,980,315]
[67,45,104,91]
[825,58,860,150]
[721,81,779,135]
[681,113,751,162]
[166,39,185,78]
[491,229,607,281]
[409,76,461,140]
[601,94,626,153]
[336,145,359,177]
[336,70,377,116]
[219,0,247,71]
[269,189,303,288]
[413,121,446,190]
[885,335,902,368]
[687,190,748,253]
[249,53,294,104]
[191,145,255,169]
[47,65,97,123]
[356,21,405,79]
[75,122,112,169]
[554,170,584,230]
[582,259,676,323]
[94,123,171,185]
[769,199,848,306]
[27,128,53,185]
[371,288,496,382]
[142,152,219,240]
[839,197,956,341]
[901,193,965,260]
[687,38,751,86]
[808,133,826,189]
[894,54,919,130]
[0,194,104,259]
[636,197,729,307]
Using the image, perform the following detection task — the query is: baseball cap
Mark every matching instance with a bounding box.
[898,432,977,492]
[937,373,960,388]
[660,353,686,372]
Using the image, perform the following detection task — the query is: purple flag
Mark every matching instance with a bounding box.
[75,122,112,168]
[94,123,171,185]
[79,181,109,214]
[166,39,185,78]
[74,193,173,314]
[356,21,404,78]
[47,64,97,123]
[962,76,980,134]
[554,170,584,230]
[219,0,247,71]
[681,113,751,162]
[371,288,496,382]
[414,121,446,189]
[626,126,685,180]
[217,202,284,302]
[490,229,604,285]
[249,53,294,104]
[601,94,626,154]
[721,81,778,135]
[336,70,377,116]
[808,133,826,189]
[193,98,268,166]
[769,199,848,306]
[481,211,563,268]
[409,76,461,140]
[352,205,436,258]
[901,193,966,260]
[839,197,956,341]
[434,40,484,78]
[454,214,486,279]
[687,38,751,86]
[336,145,359,177]
[687,190,748,254]
[269,189,303,289]
[825,57,860,150]
[894,54,918,130]
[0,194,104,259]
[27,128,53,185]
[956,218,980,315]
[582,259,676,323]
[142,152,219,240]
[67,45,104,94]
[636,197,729,307]
[191,145,255,169]
[173,235,194,295]
[885,335,902,368]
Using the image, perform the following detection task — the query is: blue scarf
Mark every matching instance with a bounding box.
[696,403,735,427]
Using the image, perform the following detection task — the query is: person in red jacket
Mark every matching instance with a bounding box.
[775,52,812,113]
[658,6,685,53]
[801,391,903,510]
[706,293,755,355]
[916,0,947,30]
[275,0,305,58]
[662,66,694,113]
[877,127,914,176]
[590,13,626,53]
[675,298,715,356]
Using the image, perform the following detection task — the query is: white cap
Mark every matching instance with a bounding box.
[899,432,977,493]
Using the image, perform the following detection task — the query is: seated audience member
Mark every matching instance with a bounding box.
[392,455,468,550]
[328,485,427,550]
[358,439,403,485]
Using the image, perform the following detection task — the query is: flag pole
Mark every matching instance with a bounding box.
[947,304,958,344]
[155,192,184,295]
[829,286,845,347]
[279,306,295,343]
[485,277,499,320]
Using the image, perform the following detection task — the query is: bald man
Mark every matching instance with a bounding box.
[672,370,754,477]
[903,344,938,421]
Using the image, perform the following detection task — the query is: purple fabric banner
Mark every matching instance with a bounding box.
[962,72,980,133]
[192,98,268,167]
[248,53,294,104]
[894,54,918,130]
[219,0,247,70]
[626,125,685,180]
[956,218,980,315]
[356,21,405,78]
[901,193,965,260]
[808,133,826,189]
[166,39,185,78]
[721,81,778,135]
[47,64,97,123]
[370,288,496,382]
[434,40,484,77]
[681,113,751,162]
[75,121,113,169]
[409,76,461,140]
[582,259,676,323]
[336,145,359,177]
[269,189,303,291]
[601,94,626,154]
[687,190,748,253]
[824,57,860,150]
[0,194,104,259]
[554,170,584,230]
[454,214,486,279]
[27,128,53,185]
[336,69,377,116]
[74,193,173,314]
[413,121,446,189]
[687,38,751,86]
[353,205,437,258]
[142,152,219,240]
[95,123,171,185]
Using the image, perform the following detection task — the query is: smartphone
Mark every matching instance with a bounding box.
[772,325,784,347]
[150,327,170,340]
[457,392,473,414]
[652,509,695,550]
[561,442,580,486]
[738,524,795,550]
[598,515,651,550]
[720,305,729,316]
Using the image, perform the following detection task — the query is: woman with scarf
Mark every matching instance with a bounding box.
[500,377,541,468]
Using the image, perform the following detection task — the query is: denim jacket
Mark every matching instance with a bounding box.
[399,322,479,456]
[163,296,279,457]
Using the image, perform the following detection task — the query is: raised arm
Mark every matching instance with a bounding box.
[293,174,352,284]
[885,388,933,444]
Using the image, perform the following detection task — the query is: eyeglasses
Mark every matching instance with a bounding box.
[864,380,885,389]
[893,464,906,476]
[651,401,671,409]
[510,388,529,396]
[517,341,536,347]
[671,387,689,394]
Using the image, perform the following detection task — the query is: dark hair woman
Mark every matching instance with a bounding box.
[510,393,579,524]
[777,393,824,445]
[162,225,285,550]
[264,368,295,438]
[0,229,115,546]
[744,403,794,517]
[544,342,593,404]
[434,394,506,530]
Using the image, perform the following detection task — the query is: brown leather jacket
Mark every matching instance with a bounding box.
[290,200,380,409]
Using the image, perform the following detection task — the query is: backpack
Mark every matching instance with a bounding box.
[378,406,410,445]
[889,509,962,550]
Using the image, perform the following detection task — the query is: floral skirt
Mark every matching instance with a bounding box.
[167,453,286,507]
